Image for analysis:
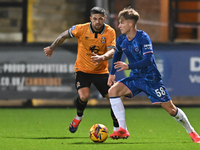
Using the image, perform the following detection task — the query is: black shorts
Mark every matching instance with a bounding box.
[75,71,110,97]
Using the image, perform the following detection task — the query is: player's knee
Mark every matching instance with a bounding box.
[79,94,90,102]
[166,108,177,116]
[161,101,177,116]
[108,88,112,96]
[108,87,118,97]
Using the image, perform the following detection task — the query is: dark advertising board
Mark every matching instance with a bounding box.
[0,43,200,100]
[0,44,77,99]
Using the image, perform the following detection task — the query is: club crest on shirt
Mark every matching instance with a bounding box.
[134,47,140,53]
[101,37,106,43]
[76,81,81,88]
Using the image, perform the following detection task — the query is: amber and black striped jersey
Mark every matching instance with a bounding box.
[68,22,116,74]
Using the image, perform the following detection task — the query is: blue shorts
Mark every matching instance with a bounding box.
[118,76,171,104]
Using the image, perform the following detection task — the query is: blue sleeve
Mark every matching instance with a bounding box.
[128,53,153,69]
[141,32,153,55]
[110,49,123,75]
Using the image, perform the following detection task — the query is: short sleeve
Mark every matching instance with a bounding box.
[68,24,83,38]
[106,29,116,49]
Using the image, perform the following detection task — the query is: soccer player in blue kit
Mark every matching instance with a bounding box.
[108,7,200,143]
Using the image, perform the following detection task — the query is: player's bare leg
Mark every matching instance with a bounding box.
[161,100,200,143]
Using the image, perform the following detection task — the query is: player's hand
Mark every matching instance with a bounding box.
[108,74,116,87]
[44,46,54,58]
[114,61,129,72]
[91,52,105,66]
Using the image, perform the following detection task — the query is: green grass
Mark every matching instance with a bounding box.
[0,108,200,150]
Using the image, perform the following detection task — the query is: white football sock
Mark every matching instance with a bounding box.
[173,108,194,134]
[113,127,119,132]
[75,115,83,120]
[110,97,127,130]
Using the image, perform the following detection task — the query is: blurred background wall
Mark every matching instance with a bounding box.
[1,0,200,43]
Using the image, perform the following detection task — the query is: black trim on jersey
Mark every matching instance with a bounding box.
[68,29,74,38]
[89,23,105,38]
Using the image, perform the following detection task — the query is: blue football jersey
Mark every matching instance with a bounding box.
[110,30,171,103]
[111,30,161,81]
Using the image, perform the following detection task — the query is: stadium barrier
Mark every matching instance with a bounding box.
[0,43,200,107]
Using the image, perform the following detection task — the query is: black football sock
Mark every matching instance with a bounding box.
[111,107,119,127]
[76,96,88,117]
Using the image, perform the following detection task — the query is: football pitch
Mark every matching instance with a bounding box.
[0,107,200,150]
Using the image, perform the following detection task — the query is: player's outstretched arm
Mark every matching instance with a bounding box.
[44,46,53,58]
[103,48,115,60]
[43,30,70,58]
[91,48,115,65]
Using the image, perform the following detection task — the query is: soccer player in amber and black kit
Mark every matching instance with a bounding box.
[108,7,200,143]
[44,6,120,133]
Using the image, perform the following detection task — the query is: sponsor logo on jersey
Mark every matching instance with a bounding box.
[89,45,100,53]
[144,44,152,50]
[134,47,140,53]
[101,37,106,43]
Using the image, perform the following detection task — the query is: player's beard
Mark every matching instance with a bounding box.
[93,24,103,32]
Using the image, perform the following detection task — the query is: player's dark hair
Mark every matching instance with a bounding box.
[90,6,106,16]
[118,6,140,24]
